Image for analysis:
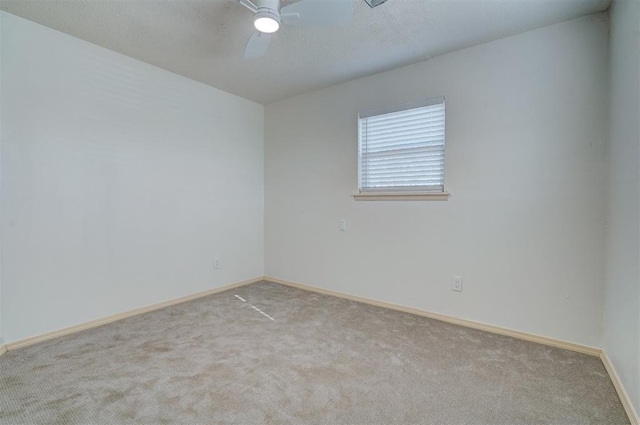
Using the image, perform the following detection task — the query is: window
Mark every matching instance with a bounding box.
[358,97,446,196]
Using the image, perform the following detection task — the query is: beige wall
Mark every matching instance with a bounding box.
[603,0,640,417]
[0,12,3,346]
[1,12,264,343]
[265,14,609,348]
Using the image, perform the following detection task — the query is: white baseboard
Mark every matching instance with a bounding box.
[5,277,263,352]
[600,351,639,425]
[2,275,603,359]
[264,276,601,357]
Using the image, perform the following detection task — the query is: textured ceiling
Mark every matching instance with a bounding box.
[0,0,610,104]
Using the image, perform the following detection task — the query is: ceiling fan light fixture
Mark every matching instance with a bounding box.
[254,11,280,33]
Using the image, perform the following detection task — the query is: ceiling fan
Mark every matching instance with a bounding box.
[237,0,354,60]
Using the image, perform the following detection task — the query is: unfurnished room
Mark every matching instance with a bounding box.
[0,0,638,423]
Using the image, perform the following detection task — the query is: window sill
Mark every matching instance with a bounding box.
[353,192,450,201]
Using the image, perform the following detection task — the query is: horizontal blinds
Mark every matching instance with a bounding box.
[359,100,445,192]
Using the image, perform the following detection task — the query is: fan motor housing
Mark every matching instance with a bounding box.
[255,0,280,12]
[365,0,388,8]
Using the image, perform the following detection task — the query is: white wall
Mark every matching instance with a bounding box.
[0,12,264,344]
[0,12,3,346]
[265,15,609,348]
[603,0,640,417]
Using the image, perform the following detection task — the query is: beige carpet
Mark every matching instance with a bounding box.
[0,281,629,424]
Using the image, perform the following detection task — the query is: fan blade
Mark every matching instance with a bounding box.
[244,31,271,60]
[237,0,258,13]
[281,0,353,26]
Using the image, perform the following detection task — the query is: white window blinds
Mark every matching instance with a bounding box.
[358,97,445,193]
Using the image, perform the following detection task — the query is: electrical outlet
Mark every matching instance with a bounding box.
[339,219,347,232]
[452,276,462,292]
[214,257,220,269]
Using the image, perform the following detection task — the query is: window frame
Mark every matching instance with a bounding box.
[355,97,449,201]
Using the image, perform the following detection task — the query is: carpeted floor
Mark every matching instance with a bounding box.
[0,281,629,424]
